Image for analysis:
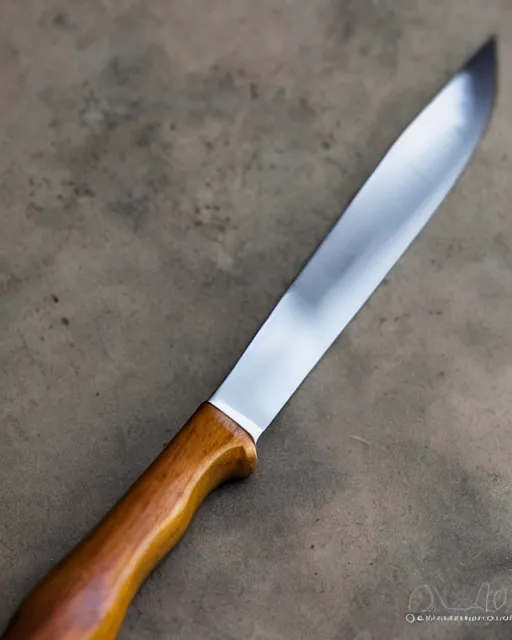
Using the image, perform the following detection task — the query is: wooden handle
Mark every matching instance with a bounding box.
[1,403,257,640]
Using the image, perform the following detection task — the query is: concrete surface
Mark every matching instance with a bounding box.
[1,1,512,639]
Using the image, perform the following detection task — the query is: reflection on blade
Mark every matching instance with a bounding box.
[210,39,497,441]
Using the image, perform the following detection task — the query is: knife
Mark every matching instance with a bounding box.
[1,39,496,640]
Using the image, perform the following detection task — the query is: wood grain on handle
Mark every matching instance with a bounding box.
[1,403,257,640]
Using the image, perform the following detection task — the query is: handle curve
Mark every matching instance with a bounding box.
[2,403,257,640]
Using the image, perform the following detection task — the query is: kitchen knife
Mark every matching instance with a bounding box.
[1,39,496,640]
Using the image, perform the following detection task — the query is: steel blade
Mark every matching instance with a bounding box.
[210,39,497,441]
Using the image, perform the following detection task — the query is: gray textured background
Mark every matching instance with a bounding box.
[1,1,512,639]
